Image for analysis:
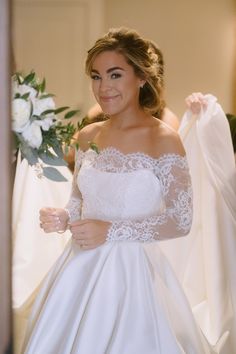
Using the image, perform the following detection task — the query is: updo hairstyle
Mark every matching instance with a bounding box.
[85,27,165,117]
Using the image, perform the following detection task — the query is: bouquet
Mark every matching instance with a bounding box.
[12,71,80,181]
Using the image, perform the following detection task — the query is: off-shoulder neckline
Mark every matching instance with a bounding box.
[78,146,186,163]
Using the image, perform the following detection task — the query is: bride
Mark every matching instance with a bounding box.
[21,28,229,353]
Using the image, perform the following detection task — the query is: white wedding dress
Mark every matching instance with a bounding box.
[22,148,212,354]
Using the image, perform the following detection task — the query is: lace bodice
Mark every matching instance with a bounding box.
[65,147,193,242]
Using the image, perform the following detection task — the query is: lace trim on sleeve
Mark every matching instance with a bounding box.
[64,149,84,222]
[106,154,193,243]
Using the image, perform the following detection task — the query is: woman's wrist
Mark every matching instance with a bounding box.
[64,208,71,220]
[56,209,70,234]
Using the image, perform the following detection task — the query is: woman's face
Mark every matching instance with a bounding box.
[90,50,144,117]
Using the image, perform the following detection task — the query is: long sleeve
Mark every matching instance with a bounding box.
[106,155,193,242]
[65,150,83,222]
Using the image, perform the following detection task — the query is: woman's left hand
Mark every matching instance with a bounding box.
[70,219,111,250]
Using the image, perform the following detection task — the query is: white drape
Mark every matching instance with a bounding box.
[160,94,236,353]
[12,154,72,308]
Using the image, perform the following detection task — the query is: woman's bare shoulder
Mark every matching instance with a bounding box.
[152,119,185,157]
[161,107,180,131]
[75,121,104,151]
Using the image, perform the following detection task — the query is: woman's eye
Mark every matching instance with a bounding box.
[91,74,100,80]
[111,73,121,79]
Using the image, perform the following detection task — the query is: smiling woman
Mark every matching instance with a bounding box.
[90,51,145,118]
[21,28,213,354]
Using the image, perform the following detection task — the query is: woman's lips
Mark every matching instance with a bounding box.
[100,95,119,102]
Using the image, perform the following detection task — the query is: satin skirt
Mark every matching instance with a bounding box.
[22,240,211,354]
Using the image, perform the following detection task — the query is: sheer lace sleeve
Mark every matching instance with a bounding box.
[106,155,193,242]
[64,150,83,222]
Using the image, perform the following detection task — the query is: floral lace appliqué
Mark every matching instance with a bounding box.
[65,147,193,241]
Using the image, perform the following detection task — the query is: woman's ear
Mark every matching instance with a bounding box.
[139,79,146,88]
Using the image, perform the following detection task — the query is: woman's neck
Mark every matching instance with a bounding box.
[106,108,152,130]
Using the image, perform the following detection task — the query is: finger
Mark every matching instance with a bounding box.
[69,219,90,227]
[74,239,88,248]
[70,224,87,233]
[44,224,64,233]
[71,232,85,241]
[42,226,58,233]
[185,96,193,107]
[40,215,59,223]
[39,207,56,216]
[40,221,61,232]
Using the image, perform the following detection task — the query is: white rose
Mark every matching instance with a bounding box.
[12,98,31,132]
[22,121,43,149]
[33,96,55,116]
[13,82,37,100]
[36,116,54,131]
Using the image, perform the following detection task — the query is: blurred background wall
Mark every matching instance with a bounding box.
[105,0,236,117]
[12,0,236,120]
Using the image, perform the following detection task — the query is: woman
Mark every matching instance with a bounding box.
[22,28,212,353]
[65,39,179,172]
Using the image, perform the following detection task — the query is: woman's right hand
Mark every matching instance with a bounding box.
[185,92,207,114]
[39,207,69,233]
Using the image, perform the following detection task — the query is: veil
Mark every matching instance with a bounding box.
[160,94,236,353]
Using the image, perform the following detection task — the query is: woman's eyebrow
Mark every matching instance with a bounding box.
[91,67,125,74]
[107,67,124,73]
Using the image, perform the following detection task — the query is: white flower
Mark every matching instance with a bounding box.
[33,96,55,116]
[13,81,37,100]
[35,116,54,131]
[22,121,43,148]
[12,98,31,132]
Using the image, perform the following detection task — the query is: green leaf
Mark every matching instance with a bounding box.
[19,142,39,165]
[89,142,99,154]
[21,92,31,100]
[54,106,70,115]
[31,114,41,120]
[64,109,80,119]
[15,133,38,166]
[23,72,35,85]
[42,166,68,182]
[40,78,46,92]
[14,93,21,99]
[39,93,55,100]
[52,143,64,158]
[77,116,90,130]
[41,109,55,115]
[39,152,67,166]
[15,73,23,85]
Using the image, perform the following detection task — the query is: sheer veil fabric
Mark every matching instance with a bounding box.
[160,94,236,353]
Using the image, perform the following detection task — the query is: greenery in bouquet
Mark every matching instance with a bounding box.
[12,71,82,181]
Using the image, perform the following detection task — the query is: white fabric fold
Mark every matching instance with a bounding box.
[12,153,72,308]
[160,94,236,353]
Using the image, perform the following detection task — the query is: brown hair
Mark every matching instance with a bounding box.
[85,27,165,116]
[146,40,166,117]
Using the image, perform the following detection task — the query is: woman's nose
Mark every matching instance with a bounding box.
[99,78,111,91]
